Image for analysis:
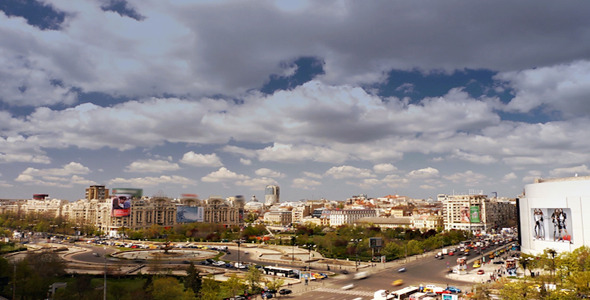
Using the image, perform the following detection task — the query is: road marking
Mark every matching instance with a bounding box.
[314,287,374,296]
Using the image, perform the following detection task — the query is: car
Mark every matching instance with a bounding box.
[446,286,462,293]
[341,284,355,290]
[353,271,368,280]
[493,260,505,264]
[477,269,485,275]
[261,291,273,298]
[340,269,349,274]
[278,289,292,295]
[391,279,404,286]
[397,267,407,272]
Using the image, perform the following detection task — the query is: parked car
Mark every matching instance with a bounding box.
[477,269,485,275]
[445,286,462,293]
[278,289,292,295]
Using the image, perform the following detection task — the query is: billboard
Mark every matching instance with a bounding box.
[177,206,203,223]
[531,208,572,243]
[460,206,470,223]
[111,195,131,217]
[111,188,142,198]
[469,206,481,223]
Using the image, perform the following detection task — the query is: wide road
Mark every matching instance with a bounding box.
[287,243,514,300]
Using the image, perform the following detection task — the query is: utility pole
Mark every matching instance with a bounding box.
[103,246,107,300]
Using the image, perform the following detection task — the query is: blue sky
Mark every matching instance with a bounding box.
[1,0,590,202]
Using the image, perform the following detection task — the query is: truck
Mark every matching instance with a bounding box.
[441,248,448,255]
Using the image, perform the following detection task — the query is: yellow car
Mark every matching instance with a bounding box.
[391,279,404,286]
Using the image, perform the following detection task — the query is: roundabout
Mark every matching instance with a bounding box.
[111,248,218,261]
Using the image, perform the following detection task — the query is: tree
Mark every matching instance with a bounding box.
[150,277,195,300]
[265,277,284,295]
[245,265,263,294]
[221,273,244,298]
[184,262,202,295]
[198,274,219,300]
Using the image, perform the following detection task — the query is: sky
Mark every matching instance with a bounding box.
[1,0,590,202]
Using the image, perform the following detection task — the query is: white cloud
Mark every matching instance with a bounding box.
[201,167,249,183]
[406,167,439,179]
[502,172,518,182]
[240,158,252,165]
[499,60,590,117]
[325,165,376,179]
[257,143,348,164]
[450,149,497,164]
[443,170,487,186]
[550,165,590,177]
[373,163,397,173]
[291,177,321,190]
[236,177,278,189]
[180,152,223,167]
[110,175,197,187]
[302,171,322,179]
[255,168,285,178]
[125,159,180,173]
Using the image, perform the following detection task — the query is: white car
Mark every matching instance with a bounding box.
[353,271,369,280]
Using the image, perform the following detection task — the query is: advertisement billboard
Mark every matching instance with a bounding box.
[531,208,572,242]
[111,188,142,198]
[177,206,203,223]
[111,195,131,217]
[469,206,481,223]
[460,206,470,223]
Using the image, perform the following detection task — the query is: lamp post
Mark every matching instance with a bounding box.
[303,243,316,279]
[351,239,362,271]
[237,239,242,268]
[291,236,297,264]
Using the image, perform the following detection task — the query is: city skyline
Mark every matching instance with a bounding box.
[1,1,590,201]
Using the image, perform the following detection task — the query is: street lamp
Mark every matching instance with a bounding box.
[291,236,297,264]
[303,243,316,279]
[237,239,242,268]
[351,239,362,271]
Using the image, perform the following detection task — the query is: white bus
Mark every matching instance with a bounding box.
[390,286,420,300]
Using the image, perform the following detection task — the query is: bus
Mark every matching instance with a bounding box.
[390,286,420,300]
[262,266,297,278]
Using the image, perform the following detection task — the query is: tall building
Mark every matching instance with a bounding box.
[265,185,280,206]
[441,194,489,233]
[85,185,109,200]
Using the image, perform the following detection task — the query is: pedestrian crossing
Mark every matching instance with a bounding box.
[314,287,374,296]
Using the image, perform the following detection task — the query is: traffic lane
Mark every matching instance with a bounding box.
[70,244,118,263]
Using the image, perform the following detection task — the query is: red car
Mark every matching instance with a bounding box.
[477,269,485,275]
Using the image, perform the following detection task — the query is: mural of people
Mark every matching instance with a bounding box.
[112,196,123,209]
[551,208,569,241]
[533,209,544,240]
[461,206,470,223]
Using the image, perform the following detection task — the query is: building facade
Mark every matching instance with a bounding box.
[264,185,280,206]
[329,209,377,226]
[518,176,590,255]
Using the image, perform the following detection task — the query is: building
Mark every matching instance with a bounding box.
[265,185,280,206]
[85,185,109,200]
[329,209,377,226]
[441,194,489,233]
[518,176,590,255]
[263,210,293,226]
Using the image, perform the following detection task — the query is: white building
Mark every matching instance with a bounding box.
[329,209,377,226]
[519,176,590,255]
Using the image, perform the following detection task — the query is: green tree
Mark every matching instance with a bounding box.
[221,273,244,298]
[184,262,202,295]
[265,277,284,296]
[245,265,263,294]
[198,275,219,300]
[150,277,195,300]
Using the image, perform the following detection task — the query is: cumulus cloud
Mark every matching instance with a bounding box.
[291,177,322,190]
[550,165,590,177]
[110,175,196,187]
[499,60,590,117]
[180,152,223,167]
[406,167,439,179]
[124,159,180,173]
[325,165,376,179]
[255,168,285,178]
[201,167,249,183]
[373,163,397,173]
[444,170,487,186]
[257,143,348,164]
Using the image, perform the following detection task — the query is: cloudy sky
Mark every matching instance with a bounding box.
[1,0,590,202]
